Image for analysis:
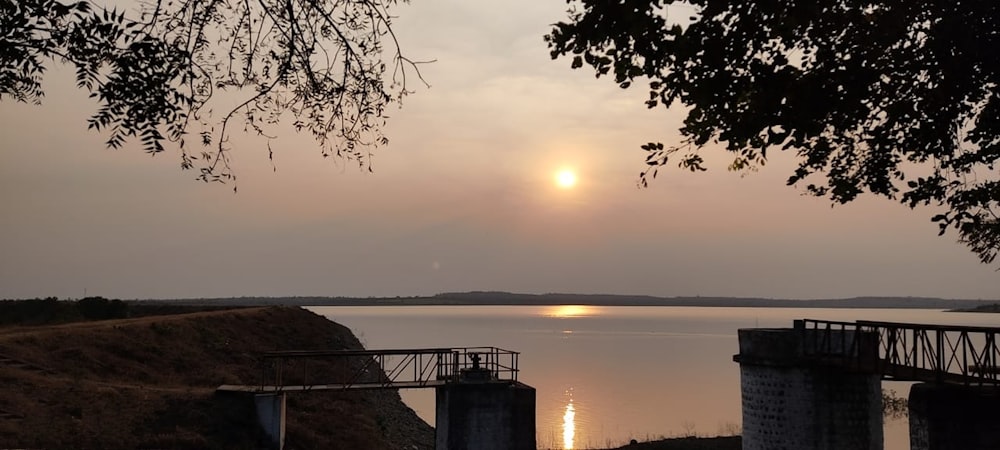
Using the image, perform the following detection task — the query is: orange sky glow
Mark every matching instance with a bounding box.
[0,0,997,300]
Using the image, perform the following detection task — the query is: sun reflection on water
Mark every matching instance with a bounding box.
[546,305,598,318]
[562,394,576,449]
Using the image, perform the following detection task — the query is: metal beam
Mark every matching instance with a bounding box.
[220,347,520,394]
[800,319,1000,385]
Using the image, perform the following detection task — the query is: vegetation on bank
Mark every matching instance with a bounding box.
[951,303,1000,313]
[0,305,433,449]
[0,297,248,326]
[609,436,741,450]
[0,297,129,325]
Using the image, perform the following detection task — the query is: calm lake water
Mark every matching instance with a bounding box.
[310,306,1000,450]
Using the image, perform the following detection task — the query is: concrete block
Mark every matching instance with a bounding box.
[436,381,536,450]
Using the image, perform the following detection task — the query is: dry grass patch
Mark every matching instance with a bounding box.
[0,306,433,449]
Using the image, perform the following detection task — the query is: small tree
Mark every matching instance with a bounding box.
[547,0,1000,263]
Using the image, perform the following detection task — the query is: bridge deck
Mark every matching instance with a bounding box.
[806,355,992,385]
[798,319,1000,386]
[218,380,451,393]
[222,346,520,394]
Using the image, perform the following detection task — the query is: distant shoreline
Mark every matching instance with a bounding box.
[127,291,1000,310]
[951,304,1000,313]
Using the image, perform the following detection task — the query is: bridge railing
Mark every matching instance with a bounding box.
[797,319,870,359]
[256,347,519,391]
[437,347,520,382]
[799,319,1000,385]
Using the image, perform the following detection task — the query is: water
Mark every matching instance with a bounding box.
[310,306,1000,449]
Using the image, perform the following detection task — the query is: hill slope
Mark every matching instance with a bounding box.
[0,306,433,449]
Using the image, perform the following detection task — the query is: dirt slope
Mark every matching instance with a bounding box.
[0,306,433,449]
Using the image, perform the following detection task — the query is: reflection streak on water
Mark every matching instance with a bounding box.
[546,305,599,318]
[562,397,575,450]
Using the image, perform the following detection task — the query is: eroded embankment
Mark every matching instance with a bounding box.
[0,306,433,449]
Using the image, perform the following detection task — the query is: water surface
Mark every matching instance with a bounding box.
[310,306,1000,449]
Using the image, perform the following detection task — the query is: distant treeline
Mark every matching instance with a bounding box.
[954,303,1000,313]
[147,291,1000,310]
[0,298,251,326]
[0,297,129,325]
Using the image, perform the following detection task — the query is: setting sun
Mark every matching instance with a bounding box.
[555,169,578,189]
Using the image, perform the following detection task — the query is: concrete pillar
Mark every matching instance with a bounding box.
[254,393,286,450]
[736,328,883,450]
[435,380,536,450]
[909,383,1000,450]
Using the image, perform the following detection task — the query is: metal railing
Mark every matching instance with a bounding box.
[799,319,1000,385]
[253,346,519,392]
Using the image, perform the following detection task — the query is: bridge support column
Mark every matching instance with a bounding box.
[909,383,1000,450]
[736,327,883,450]
[254,393,286,450]
[435,380,535,450]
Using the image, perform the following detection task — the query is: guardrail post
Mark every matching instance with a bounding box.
[936,330,945,382]
[254,392,286,450]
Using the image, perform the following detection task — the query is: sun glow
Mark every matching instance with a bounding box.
[546,305,596,318]
[562,398,576,449]
[555,169,577,189]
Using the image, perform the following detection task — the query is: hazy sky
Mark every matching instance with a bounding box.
[1,0,998,300]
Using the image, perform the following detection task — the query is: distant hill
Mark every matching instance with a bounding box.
[139,291,1000,310]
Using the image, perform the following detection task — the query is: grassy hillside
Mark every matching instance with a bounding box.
[0,306,433,449]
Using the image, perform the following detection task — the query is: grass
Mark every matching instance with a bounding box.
[0,305,433,449]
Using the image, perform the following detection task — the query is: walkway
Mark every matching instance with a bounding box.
[218,346,519,393]
[798,319,1000,385]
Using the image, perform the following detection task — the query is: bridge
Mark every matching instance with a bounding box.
[797,319,1000,385]
[218,346,520,393]
[217,347,534,450]
[735,319,1000,450]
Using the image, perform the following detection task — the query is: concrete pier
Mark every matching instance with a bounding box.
[435,371,536,450]
[736,327,883,450]
[254,393,286,450]
[909,383,1000,450]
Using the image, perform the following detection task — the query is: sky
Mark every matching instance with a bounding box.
[1,0,998,300]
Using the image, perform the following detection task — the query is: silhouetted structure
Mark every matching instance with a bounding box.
[735,319,1000,450]
[218,347,534,450]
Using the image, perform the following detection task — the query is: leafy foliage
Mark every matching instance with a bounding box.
[547,0,1000,263]
[1,0,425,183]
[882,388,908,420]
